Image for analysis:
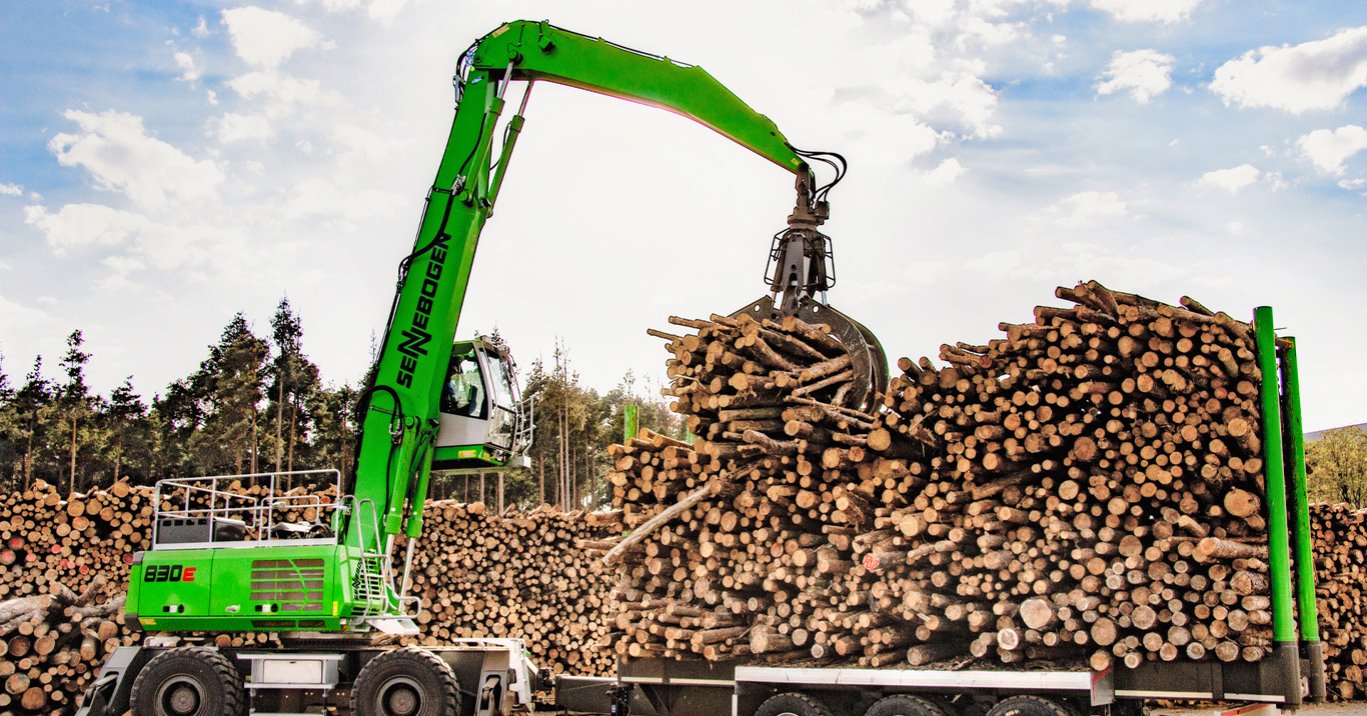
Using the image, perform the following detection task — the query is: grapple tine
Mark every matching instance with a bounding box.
[731,295,888,413]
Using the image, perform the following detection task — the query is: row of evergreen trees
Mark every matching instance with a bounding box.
[0,299,680,511]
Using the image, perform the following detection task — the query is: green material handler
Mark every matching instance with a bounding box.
[81,20,884,716]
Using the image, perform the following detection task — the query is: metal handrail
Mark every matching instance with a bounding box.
[152,469,343,549]
[514,392,537,455]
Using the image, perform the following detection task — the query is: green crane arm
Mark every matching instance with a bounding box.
[347,20,813,554]
[477,21,807,174]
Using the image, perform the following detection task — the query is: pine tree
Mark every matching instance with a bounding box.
[55,330,98,492]
[0,352,17,487]
[310,383,359,479]
[267,298,321,479]
[14,358,54,489]
[153,377,207,478]
[0,353,12,402]
[105,377,152,484]
[186,314,270,475]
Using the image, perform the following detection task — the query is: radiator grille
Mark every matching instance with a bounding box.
[250,558,326,613]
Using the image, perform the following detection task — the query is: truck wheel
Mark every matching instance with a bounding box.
[865,694,949,716]
[757,692,836,716]
[986,695,1072,716]
[352,647,462,716]
[128,646,243,716]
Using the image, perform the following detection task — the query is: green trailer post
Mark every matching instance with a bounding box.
[1253,305,1302,706]
[624,404,640,443]
[1279,334,1327,702]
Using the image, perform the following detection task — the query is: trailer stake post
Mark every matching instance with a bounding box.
[1279,335,1325,702]
[1254,305,1300,706]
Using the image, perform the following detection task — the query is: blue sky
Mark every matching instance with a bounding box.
[1,0,1364,430]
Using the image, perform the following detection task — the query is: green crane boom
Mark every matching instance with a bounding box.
[127,20,888,637]
[351,19,812,553]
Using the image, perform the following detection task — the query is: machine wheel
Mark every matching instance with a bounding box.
[351,646,462,716]
[865,693,950,716]
[757,691,837,716]
[985,695,1073,716]
[128,646,243,716]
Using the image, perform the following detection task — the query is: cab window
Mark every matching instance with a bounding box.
[441,352,487,419]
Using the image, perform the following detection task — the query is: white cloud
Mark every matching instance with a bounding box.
[0,293,50,336]
[923,158,966,186]
[173,52,200,82]
[963,242,1185,284]
[282,177,405,226]
[228,71,336,115]
[1211,26,1367,113]
[296,0,365,10]
[221,6,327,69]
[208,112,275,143]
[1040,191,1129,228]
[366,0,413,22]
[47,110,224,208]
[1226,221,1244,235]
[332,123,407,162]
[23,204,148,252]
[1298,125,1367,174]
[1090,0,1205,23]
[291,0,409,21]
[828,98,944,164]
[0,183,22,196]
[1199,164,1261,193]
[191,17,211,38]
[807,3,1008,149]
[24,203,234,275]
[896,74,1001,139]
[1096,49,1175,103]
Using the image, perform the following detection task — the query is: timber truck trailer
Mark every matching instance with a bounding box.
[550,319,1326,716]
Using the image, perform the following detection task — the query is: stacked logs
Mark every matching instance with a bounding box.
[1311,502,1367,699]
[605,312,888,661]
[0,479,616,714]
[866,281,1272,670]
[607,281,1278,674]
[409,501,618,677]
[0,580,126,713]
[0,480,147,714]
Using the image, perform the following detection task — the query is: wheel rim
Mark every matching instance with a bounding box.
[376,675,424,716]
[155,676,205,716]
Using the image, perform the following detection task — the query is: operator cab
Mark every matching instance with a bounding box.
[433,337,533,470]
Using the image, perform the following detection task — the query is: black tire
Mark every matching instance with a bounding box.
[865,694,949,716]
[128,646,244,716]
[351,646,462,716]
[985,695,1073,716]
[757,691,837,716]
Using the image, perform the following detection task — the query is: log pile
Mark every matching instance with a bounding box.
[1311,502,1367,699]
[606,312,885,661]
[409,501,618,677]
[0,479,616,714]
[0,480,147,714]
[0,579,126,713]
[607,281,1278,673]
